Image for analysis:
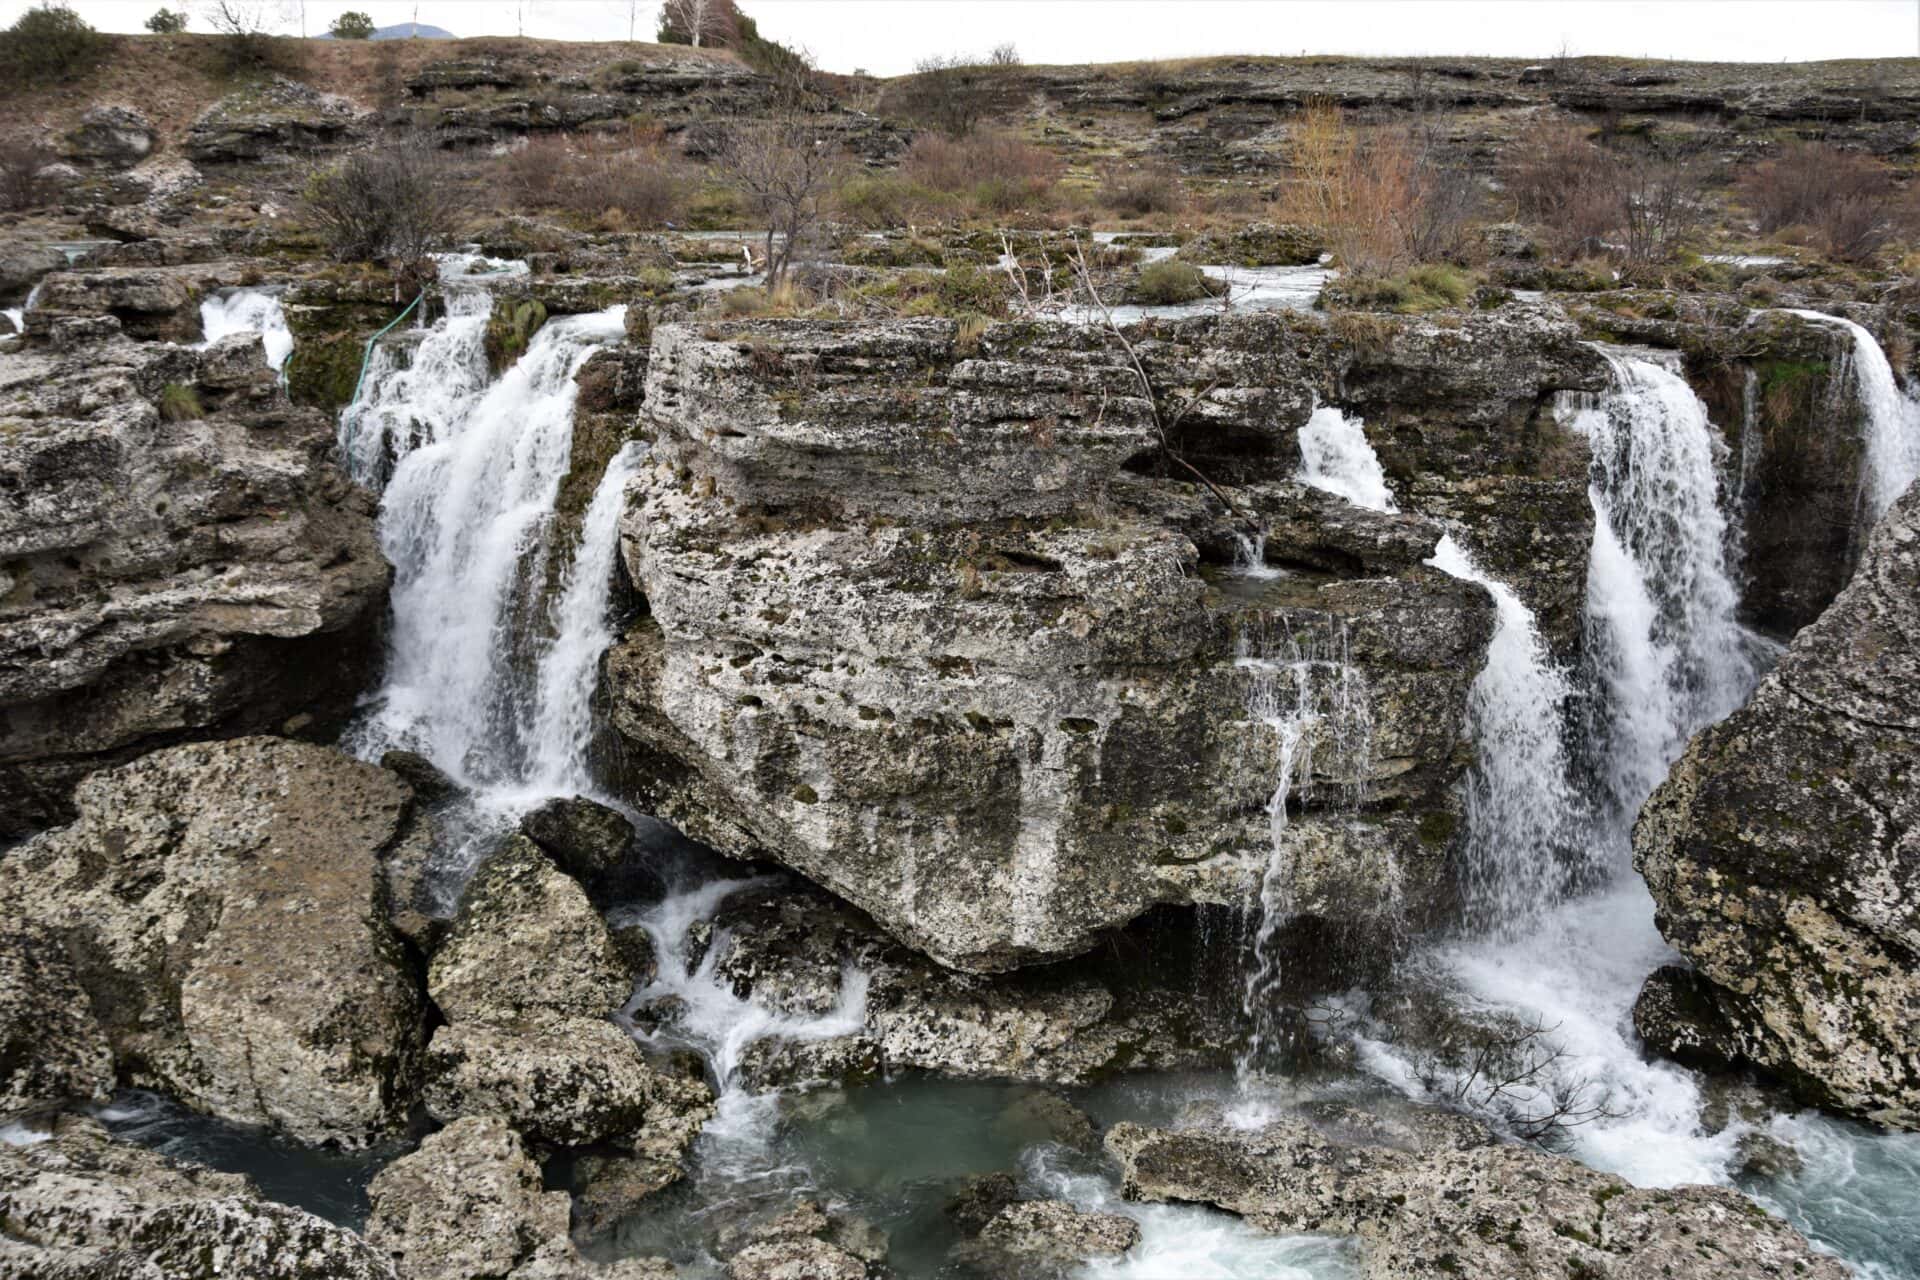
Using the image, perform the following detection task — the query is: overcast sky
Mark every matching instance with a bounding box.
[7,1,1914,74]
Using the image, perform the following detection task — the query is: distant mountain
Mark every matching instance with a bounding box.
[318,23,456,39]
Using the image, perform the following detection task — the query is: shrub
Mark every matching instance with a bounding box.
[498,132,689,229]
[1738,141,1902,264]
[658,0,742,48]
[834,174,953,229]
[1097,163,1184,216]
[145,7,188,33]
[1133,260,1221,305]
[1507,120,1707,266]
[900,131,1060,215]
[328,10,375,38]
[203,0,300,75]
[1325,264,1479,313]
[0,3,109,86]
[0,135,54,211]
[890,52,1011,137]
[304,143,464,263]
[934,263,1009,314]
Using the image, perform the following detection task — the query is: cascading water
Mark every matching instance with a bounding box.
[1569,353,1763,845]
[346,303,629,795]
[198,287,294,372]
[1785,309,1920,525]
[1234,628,1373,1070]
[1425,535,1581,927]
[1296,405,1397,512]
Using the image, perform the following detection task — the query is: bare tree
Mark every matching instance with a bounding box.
[303,141,464,264]
[711,114,840,289]
[660,0,739,48]
[1412,1014,1621,1148]
[200,0,292,69]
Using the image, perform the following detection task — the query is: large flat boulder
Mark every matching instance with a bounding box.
[0,738,426,1147]
[1635,479,1920,1128]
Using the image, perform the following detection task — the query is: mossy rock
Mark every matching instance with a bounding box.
[485,297,548,375]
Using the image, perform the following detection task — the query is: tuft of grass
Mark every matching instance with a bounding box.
[158,383,204,422]
[1132,260,1224,305]
[1325,264,1478,313]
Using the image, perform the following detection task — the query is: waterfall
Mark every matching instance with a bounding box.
[348,304,629,795]
[1296,405,1397,512]
[336,288,495,488]
[3,308,20,334]
[198,288,293,372]
[1425,535,1580,930]
[1235,627,1373,1070]
[1783,309,1920,525]
[1567,353,1761,847]
[1230,529,1284,579]
[524,441,649,794]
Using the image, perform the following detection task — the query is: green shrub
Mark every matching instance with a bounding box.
[1324,264,1478,314]
[328,10,375,38]
[935,264,1009,316]
[1132,260,1221,305]
[145,7,188,33]
[1,3,109,87]
[158,383,204,422]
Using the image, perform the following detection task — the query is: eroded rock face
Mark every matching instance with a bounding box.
[62,105,157,170]
[0,738,426,1147]
[1107,1110,1848,1279]
[957,1199,1141,1274]
[0,919,115,1115]
[185,76,369,164]
[0,314,387,836]
[0,1114,397,1279]
[613,312,1602,971]
[1634,480,1920,1128]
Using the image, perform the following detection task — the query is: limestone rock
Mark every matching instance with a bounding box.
[520,795,637,887]
[0,1114,396,1279]
[721,1200,884,1280]
[1107,1112,1848,1279]
[185,76,368,164]
[0,241,66,305]
[0,738,425,1147]
[0,918,115,1114]
[365,1115,570,1280]
[957,1199,1141,1273]
[1635,480,1920,1128]
[0,315,386,836]
[62,105,156,170]
[422,1018,713,1149]
[428,836,633,1028]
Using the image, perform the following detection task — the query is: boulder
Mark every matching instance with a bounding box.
[427,836,633,1029]
[62,105,156,170]
[0,918,115,1115]
[365,1115,570,1280]
[1635,480,1920,1128]
[0,1114,396,1278]
[185,76,368,164]
[0,314,387,836]
[0,738,426,1147]
[519,795,637,887]
[1107,1111,1848,1279]
[721,1200,885,1280]
[956,1200,1141,1273]
[422,1018,713,1149]
[0,241,66,305]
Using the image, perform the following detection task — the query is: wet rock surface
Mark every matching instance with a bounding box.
[0,309,387,836]
[955,1199,1141,1274]
[1107,1109,1850,1279]
[0,1113,397,1279]
[1636,480,1920,1128]
[0,738,426,1147]
[605,312,1603,972]
[0,919,116,1115]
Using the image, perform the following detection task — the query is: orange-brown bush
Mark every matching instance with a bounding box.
[1273,103,1477,274]
[499,129,689,228]
[1737,141,1905,264]
[899,131,1061,216]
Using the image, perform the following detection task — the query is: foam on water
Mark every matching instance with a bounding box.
[3,307,21,333]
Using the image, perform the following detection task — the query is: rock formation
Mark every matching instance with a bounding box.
[0,738,426,1147]
[613,310,1601,971]
[0,1114,397,1279]
[1635,479,1920,1128]
[1107,1107,1850,1279]
[0,299,387,836]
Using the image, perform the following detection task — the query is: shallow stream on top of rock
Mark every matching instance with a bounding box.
[93,265,1920,1279]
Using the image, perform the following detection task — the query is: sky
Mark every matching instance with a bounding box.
[6,1,1915,74]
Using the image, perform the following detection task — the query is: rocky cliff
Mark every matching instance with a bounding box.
[0,278,388,836]
[610,308,1603,971]
[1635,479,1920,1129]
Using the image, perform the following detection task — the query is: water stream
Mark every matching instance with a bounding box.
[1784,309,1920,524]
[198,287,293,372]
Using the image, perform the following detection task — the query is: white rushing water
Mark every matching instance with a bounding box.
[1425,535,1581,927]
[2,307,21,334]
[1784,308,1920,526]
[198,287,293,371]
[1295,406,1396,512]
